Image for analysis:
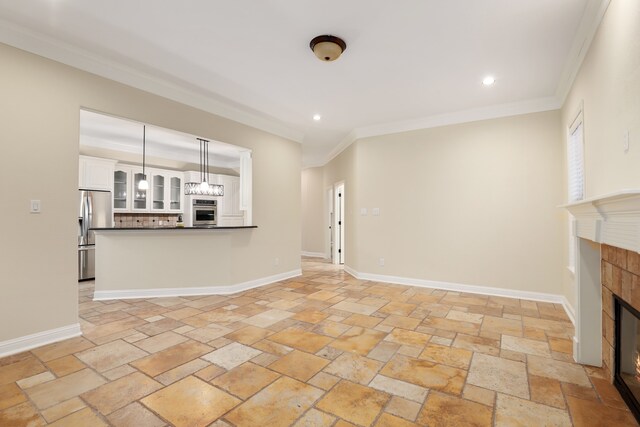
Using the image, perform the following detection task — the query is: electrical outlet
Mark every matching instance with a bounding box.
[30,200,41,213]
[360,208,368,216]
[372,208,380,216]
[379,257,385,266]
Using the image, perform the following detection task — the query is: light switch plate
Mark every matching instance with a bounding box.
[623,130,630,153]
[372,208,380,216]
[360,208,367,216]
[30,200,41,213]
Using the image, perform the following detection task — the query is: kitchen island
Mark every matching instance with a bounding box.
[91,226,300,300]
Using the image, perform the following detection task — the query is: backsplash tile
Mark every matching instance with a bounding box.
[114,213,179,228]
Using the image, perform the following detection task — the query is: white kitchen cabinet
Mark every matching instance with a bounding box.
[218,174,244,226]
[150,170,166,211]
[113,166,132,211]
[219,175,241,216]
[150,169,184,213]
[79,155,116,191]
[131,168,149,212]
[114,165,184,213]
[167,172,184,212]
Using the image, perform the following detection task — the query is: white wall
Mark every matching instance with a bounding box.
[0,42,301,343]
[349,111,564,294]
[561,0,640,308]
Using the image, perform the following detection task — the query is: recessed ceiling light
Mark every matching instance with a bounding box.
[483,76,496,86]
[313,114,321,121]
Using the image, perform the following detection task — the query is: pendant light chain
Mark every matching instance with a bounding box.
[142,125,146,180]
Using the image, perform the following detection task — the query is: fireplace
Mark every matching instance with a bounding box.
[564,191,640,415]
[615,295,640,422]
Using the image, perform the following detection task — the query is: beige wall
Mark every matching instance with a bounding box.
[301,167,325,255]
[323,143,360,267]
[561,0,640,308]
[0,43,300,342]
[321,112,564,294]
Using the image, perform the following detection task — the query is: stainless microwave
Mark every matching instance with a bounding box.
[192,199,217,226]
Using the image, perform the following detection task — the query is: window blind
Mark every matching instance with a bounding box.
[567,120,584,202]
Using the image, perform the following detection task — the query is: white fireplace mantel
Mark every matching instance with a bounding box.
[563,189,640,254]
[562,190,640,366]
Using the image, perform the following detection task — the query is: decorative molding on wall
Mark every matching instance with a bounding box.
[343,266,574,325]
[563,190,640,253]
[322,97,561,166]
[301,251,328,259]
[555,0,612,103]
[0,18,303,145]
[93,269,302,301]
[0,324,81,358]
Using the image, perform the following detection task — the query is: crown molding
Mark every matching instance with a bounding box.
[0,19,304,144]
[555,0,611,104]
[319,96,561,166]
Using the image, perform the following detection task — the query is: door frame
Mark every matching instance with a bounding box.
[333,182,345,265]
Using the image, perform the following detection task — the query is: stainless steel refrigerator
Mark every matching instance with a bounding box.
[78,189,112,281]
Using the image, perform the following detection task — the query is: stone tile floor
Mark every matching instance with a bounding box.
[0,258,638,426]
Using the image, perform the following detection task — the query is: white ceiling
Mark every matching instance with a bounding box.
[79,110,243,168]
[0,0,604,166]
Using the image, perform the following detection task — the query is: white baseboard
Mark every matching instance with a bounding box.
[94,269,302,301]
[0,323,82,358]
[301,251,327,259]
[560,296,576,326]
[344,266,576,325]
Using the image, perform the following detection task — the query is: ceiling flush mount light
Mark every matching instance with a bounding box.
[310,35,346,62]
[482,76,496,86]
[138,125,149,190]
[184,138,224,196]
[313,114,321,121]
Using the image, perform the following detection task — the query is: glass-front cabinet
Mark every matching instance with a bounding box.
[169,175,182,211]
[152,173,165,211]
[132,172,148,211]
[112,164,183,213]
[113,168,129,211]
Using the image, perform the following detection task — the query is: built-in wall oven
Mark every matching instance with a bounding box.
[192,199,217,226]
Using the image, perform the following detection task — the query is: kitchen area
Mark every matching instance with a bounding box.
[78,110,259,292]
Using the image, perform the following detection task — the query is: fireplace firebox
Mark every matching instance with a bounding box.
[614,295,640,423]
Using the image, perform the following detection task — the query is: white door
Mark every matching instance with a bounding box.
[334,183,344,265]
[326,187,334,262]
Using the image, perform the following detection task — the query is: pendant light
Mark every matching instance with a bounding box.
[199,138,210,192]
[138,125,149,190]
[184,137,224,196]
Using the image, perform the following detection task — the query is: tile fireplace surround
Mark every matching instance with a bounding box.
[564,190,640,378]
[601,244,640,379]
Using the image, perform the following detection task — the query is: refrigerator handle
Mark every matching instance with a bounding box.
[86,193,92,240]
[82,193,90,243]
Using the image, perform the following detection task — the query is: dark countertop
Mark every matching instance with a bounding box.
[91,226,257,231]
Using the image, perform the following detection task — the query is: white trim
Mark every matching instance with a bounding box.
[555,0,611,104]
[563,190,640,253]
[0,324,82,358]
[321,96,560,166]
[301,251,327,259]
[560,295,576,326]
[344,266,575,325]
[93,269,301,301]
[0,18,303,145]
